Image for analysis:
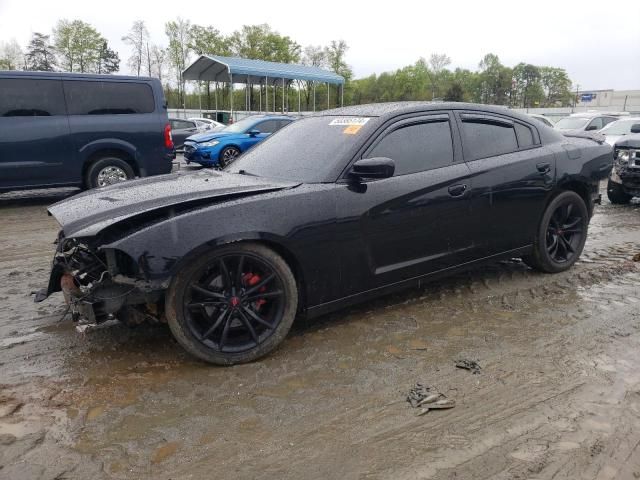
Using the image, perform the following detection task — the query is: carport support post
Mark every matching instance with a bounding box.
[229,73,234,121]
[341,83,344,107]
[297,80,301,114]
[282,78,285,113]
[313,82,316,112]
[265,76,268,112]
[327,82,330,109]
[214,82,218,118]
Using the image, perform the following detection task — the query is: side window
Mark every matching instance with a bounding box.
[588,118,604,130]
[254,120,278,134]
[460,118,518,160]
[515,123,534,148]
[64,80,155,115]
[0,78,66,117]
[602,117,617,127]
[367,120,454,176]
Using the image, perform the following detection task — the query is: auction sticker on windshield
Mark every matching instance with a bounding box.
[329,117,370,126]
[343,125,363,134]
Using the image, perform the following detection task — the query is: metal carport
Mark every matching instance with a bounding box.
[182,55,345,119]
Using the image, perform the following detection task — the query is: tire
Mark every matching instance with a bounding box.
[218,146,240,168]
[86,157,135,189]
[165,243,298,365]
[524,191,589,273]
[607,179,632,205]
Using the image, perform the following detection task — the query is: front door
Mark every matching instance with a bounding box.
[336,113,474,294]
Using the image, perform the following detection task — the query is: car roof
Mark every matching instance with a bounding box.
[318,101,536,125]
[242,114,296,121]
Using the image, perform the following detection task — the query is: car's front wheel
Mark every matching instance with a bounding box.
[523,191,588,273]
[165,243,298,365]
[218,146,240,168]
[607,179,632,204]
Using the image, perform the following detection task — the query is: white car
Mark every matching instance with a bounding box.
[554,112,621,133]
[599,117,640,145]
[189,117,225,132]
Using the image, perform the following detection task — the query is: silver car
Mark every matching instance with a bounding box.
[599,117,640,145]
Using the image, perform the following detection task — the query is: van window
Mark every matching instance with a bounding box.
[64,80,155,115]
[0,78,66,117]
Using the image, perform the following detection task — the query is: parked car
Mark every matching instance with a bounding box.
[37,102,613,365]
[169,118,200,151]
[599,117,640,145]
[527,113,554,128]
[183,115,295,167]
[554,112,621,133]
[607,134,640,204]
[0,71,174,191]
[189,117,225,132]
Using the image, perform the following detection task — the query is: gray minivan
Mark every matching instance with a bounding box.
[0,71,174,192]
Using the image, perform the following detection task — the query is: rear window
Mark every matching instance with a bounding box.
[0,78,66,117]
[64,80,155,115]
[461,118,518,160]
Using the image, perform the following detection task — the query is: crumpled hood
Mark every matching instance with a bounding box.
[49,170,298,238]
[185,131,235,143]
[614,133,640,148]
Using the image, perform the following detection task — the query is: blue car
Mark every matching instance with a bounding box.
[183,115,295,167]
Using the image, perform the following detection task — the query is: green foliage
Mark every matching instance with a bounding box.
[53,19,106,73]
[228,24,300,63]
[0,39,24,70]
[96,41,120,74]
[25,33,56,71]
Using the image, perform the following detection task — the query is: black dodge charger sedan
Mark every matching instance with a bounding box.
[38,102,613,365]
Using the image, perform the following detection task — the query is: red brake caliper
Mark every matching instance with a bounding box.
[242,273,267,310]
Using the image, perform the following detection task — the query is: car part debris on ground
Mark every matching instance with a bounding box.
[456,359,482,374]
[406,383,456,416]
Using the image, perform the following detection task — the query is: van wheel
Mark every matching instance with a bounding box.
[165,243,298,365]
[86,157,135,189]
[523,191,588,273]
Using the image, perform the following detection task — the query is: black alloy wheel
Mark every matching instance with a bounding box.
[219,146,240,168]
[166,243,297,365]
[523,191,588,273]
[545,201,584,264]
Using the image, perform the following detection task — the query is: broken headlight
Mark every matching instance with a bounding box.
[616,149,630,164]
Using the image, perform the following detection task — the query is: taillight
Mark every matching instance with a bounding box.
[164,123,174,149]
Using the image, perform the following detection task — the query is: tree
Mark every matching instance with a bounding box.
[426,53,451,99]
[165,18,192,107]
[444,82,464,101]
[53,19,105,73]
[229,24,300,63]
[122,20,149,76]
[325,40,352,107]
[25,33,56,71]
[477,53,512,105]
[96,41,120,74]
[0,39,24,70]
[301,45,326,109]
[539,66,572,107]
[512,63,543,108]
[150,44,166,82]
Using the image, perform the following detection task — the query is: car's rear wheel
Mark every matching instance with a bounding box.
[523,191,588,273]
[86,157,135,189]
[607,179,632,204]
[218,146,240,168]
[166,243,298,365]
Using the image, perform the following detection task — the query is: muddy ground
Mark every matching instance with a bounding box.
[0,182,639,480]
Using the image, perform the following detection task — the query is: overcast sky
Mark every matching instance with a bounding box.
[1,0,639,90]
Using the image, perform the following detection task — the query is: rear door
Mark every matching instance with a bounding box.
[336,112,473,293]
[0,76,74,189]
[457,112,555,256]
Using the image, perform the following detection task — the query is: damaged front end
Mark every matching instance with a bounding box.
[35,233,166,326]
[610,139,640,196]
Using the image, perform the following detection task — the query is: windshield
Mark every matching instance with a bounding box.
[555,117,590,130]
[225,116,372,182]
[600,119,640,135]
[222,117,258,133]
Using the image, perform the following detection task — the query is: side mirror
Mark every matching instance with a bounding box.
[585,125,599,131]
[630,124,640,134]
[248,129,260,137]
[350,157,395,180]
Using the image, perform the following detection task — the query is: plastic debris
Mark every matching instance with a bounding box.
[456,359,481,374]
[406,383,456,415]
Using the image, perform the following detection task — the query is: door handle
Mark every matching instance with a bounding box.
[536,162,551,174]
[448,184,467,197]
